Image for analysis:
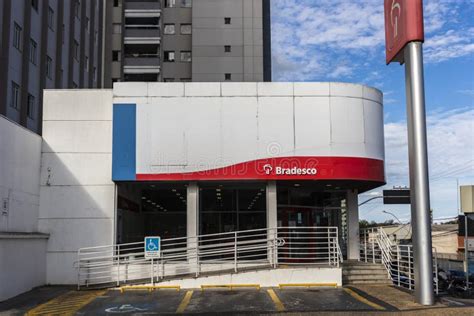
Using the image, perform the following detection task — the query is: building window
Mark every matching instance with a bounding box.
[225,17,231,25]
[113,23,121,34]
[113,0,121,7]
[94,31,98,44]
[180,51,191,62]
[93,67,97,82]
[112,50,121,61]
[73,40,79,60]
[181,0,192,8]
[85,56,89,71]
[225,45,231,53]
[163,24,175,35]
[29,39,37,64]
[225,73,231,81]
[165,0,175,8]
[31,0,39,12]
[164,78,175,82]
[46,56,53,78]
[180,24,191,35]
[75,0,81,18]
[27,94,35,119]
[164,51,175,62]
[48,7,54,30]
[86,17,90,33]
[13,23,22,51]
[11,82,20,109]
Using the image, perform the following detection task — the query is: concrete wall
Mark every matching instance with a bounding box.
[192,0,264,82]
[39,89,115,284]
[0,116,41,232]
[0,115,46,301]
[0,234,47,301]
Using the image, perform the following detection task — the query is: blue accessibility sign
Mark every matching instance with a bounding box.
[144,236,161,258]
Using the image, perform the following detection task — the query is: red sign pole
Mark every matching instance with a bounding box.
[384,0,434,305]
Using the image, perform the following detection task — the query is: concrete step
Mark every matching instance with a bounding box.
[342,269,387,276]
[343,279,393,285]
[343,274,390,281]
[343,266,386,271]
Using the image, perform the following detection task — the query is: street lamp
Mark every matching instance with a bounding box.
[382,210,404,224]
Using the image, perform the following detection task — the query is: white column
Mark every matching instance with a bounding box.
[187,182,199,265]
[266,181,278,230]
[347,189,360,260]
[266,181,278,264]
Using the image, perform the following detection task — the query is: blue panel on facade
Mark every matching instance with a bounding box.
[112,104,136,181]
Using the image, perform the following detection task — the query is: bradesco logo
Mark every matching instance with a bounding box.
[263,164,317,176]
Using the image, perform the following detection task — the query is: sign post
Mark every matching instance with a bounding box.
[384,0,434,305]
[145,236,161,285]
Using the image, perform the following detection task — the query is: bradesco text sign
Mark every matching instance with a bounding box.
[384,0,424,64]
[144,236,161,259]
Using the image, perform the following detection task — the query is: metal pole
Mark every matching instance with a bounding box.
[465,214,469,289]
[117,245,120,286]
[404,41,434,305]
[151,259,154,286]
[234,232,238,272]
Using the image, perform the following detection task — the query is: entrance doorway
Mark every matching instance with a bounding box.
[276,183,348,261]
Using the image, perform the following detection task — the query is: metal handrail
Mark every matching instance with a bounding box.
[359,227,439,294]
[76,226,341,289]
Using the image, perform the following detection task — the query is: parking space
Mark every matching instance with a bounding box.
[273,287,384,312]
[9,284,474,315]
[77,290,187,315]
[75,286,385,314]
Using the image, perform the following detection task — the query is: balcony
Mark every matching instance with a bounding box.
[124,1,161,11]
[124,55,161,67]
[124,1,161,18]
[124,28,160,38]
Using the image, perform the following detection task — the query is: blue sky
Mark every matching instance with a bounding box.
[271,0,474,223]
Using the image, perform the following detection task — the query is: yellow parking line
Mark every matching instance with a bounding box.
[176,290,193,313]
[26,290,106,316]
[267,289,285,312]
[279,283,338,289]
[343,288,385,311]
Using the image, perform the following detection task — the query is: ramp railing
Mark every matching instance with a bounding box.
[360,227,439,294]
[76,226,342,289]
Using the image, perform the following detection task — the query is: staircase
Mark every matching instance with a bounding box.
[342,261,392,285]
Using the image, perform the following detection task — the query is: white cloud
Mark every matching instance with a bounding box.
[271,0,473,80]
[328,65,353,78]
[424,28,474,63]
[361,107,474,222]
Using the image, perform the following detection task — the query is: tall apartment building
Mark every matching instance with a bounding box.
[0,0,104,134]
[103,0,271,86]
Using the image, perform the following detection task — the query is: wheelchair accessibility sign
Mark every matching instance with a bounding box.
[144,236,161,258]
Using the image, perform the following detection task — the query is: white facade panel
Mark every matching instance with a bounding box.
[40,153,113,186]
[330,82,363,98]
[330,97,365,144]
[43,90,113,121]
[42,121,112,153]
[294,82,330,96]
[294,97,331,156]
[38,218,114,252]
[363,100,385,159]
[221,98,259,164]
[39,186,115,219]
[0,116,41,232]
[257,97,295,157]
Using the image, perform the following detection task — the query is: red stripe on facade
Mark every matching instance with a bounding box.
[136,156,385,182]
